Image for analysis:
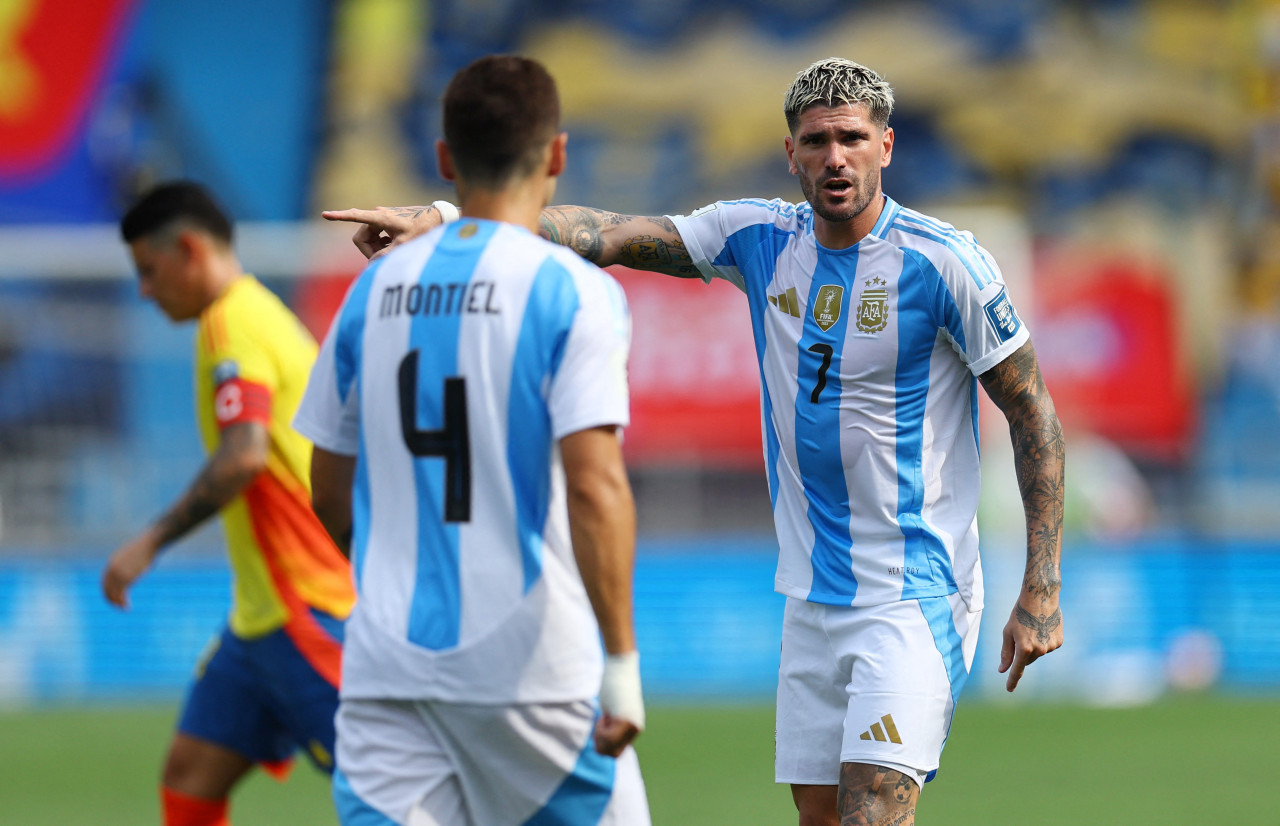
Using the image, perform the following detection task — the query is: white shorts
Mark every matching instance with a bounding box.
[775,593,981,788]
[333,697,650,826]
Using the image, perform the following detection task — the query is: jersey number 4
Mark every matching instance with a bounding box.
[398,351,471,522]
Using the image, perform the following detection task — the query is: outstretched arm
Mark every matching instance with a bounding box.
[561,424,644,756]
[538,207,702,278]
[978,340,1066,691]
[324,204,702,278]
[102,422,269,608]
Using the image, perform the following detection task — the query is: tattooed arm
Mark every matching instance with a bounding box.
[101,422,269,608]
[537,207,702,278]
[978,340,1066,692]
[324,203,703,278]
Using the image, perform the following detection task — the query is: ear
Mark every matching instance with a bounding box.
[547,132,568,178]
[784,135,798,176]
[436,139,457,182]
[175,229,203,262]
[880,126,894,169]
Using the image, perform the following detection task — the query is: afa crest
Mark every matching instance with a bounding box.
[812,285,844,331]
[856,277,889,333]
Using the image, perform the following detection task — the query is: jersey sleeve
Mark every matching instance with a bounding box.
[924,241,1031,377]
[548,264,631,440]
[669,199,800,293]
[293,275,371,456]
[199,305,277,430]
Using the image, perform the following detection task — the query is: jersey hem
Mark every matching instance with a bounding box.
[775,579,961,608]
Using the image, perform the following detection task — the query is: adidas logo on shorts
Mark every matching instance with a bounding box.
[857,714,902,744]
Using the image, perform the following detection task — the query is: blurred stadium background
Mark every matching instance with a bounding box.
[3,0,1280,822]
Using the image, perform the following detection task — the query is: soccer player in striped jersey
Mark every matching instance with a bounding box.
[327,57,1064,826]
[103,181,354,826]
[296,56,649,826]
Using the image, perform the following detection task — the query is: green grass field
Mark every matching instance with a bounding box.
[2,695,1277,824]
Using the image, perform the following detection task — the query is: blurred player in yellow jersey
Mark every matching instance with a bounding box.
[102,181,355,826]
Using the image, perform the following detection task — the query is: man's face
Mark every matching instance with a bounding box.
[785,102,893,225]
[129,234,201,321]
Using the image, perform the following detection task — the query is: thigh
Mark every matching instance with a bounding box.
[250,612,345,774]
[177,628,295,770]
[837,592,981,787]
[335,699,465,826]
[776,597,848,786]
[425,700,651,826]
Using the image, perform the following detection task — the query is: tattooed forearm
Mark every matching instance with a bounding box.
[152,423,267,548]
[979,341,1065,603]
[838,763,917,826]
[1016,603,1063,646]
[540,206,610,264]
[539,208,702,277]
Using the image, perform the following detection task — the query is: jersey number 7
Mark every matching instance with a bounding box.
[398,350,472,522]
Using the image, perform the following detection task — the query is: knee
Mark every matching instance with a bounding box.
[792,784,839,826]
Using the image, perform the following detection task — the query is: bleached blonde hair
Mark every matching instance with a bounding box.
[783,58,894,131]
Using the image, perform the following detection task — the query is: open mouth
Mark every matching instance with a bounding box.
[822,179,854,196]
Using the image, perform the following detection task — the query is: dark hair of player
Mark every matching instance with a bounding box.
[121,181,234,245]
[442,55,561,189]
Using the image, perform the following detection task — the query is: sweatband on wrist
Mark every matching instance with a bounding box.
[600,650,645,731]
[430,200,460,224]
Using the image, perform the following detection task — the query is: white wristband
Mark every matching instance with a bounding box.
[600,650,645,731]
[430,200,460,224]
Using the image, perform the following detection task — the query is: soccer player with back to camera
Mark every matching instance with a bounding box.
[103,181,354,825]
[327,57,1066,826]
[295,55,649,825]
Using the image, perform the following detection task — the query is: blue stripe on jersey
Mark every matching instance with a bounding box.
[919,594,970,777]
[353,412,372,588]
[335,262,381,587]
[332,768,399,825]
[869,195,900,239]
[522,711,616,826]
[713,223,796,509]
[890,218,994,289]
[405,220,498,650]
[509,258,580,594]
[895,253,959,598]
[796,248,858,603]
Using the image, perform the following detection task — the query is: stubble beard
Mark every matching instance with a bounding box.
[801,165,881,225]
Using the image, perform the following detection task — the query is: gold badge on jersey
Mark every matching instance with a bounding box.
[856,277,889,333]
[812,284,844,331]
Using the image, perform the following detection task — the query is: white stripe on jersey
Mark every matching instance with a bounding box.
[670,195,1028,611]
[295,219,631,703]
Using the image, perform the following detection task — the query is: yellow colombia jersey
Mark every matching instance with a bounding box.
[194,276,354,657]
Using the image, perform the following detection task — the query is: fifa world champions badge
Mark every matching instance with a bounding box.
[856,277,889,333]
[813,284,844,331]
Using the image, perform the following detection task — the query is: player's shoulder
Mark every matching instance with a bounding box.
[688,197,810,228]
[881,201,1000,288]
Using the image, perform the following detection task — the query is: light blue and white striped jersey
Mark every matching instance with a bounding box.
[671,195,1029,611]
[295,219,631,703]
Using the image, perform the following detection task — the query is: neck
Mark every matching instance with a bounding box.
[200,253,244,311]
[813,192,885,250]
[457,177,549,235]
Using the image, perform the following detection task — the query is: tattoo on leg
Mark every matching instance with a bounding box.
[838,764,917,826]
[1015,603,1062,645]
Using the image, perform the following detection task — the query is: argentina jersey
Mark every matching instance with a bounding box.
[671,195,1029,612]
[295,219,631,703]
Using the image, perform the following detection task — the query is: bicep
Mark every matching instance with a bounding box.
[978,340,1048,420]
[560,426,627,494]
[214,421,270,476]
[310,446,356,506]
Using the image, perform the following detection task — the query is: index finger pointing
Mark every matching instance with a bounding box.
[322,208,384,224]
